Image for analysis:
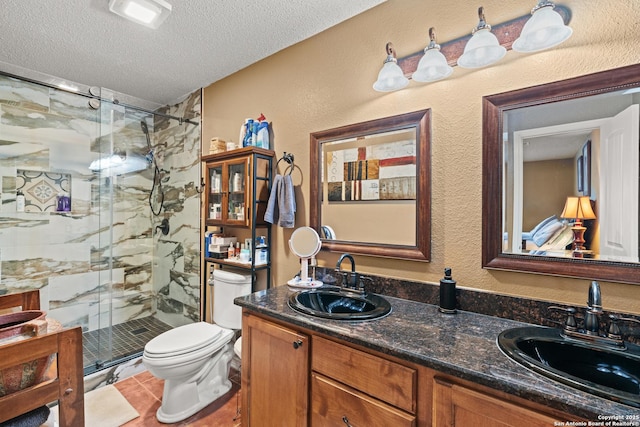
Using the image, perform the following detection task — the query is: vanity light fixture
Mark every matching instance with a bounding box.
[373,42,410,92]
[560,196,596,254]
[513,1,572,53]
[457,6,506,69]
[108,0,172,29]
[412,28,453,83]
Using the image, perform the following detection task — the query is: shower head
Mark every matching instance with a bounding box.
[141,120,153,152]
[140,120,149,135]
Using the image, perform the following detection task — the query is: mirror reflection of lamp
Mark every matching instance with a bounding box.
[560,196,596,254]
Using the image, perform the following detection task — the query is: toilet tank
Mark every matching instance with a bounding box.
[212,269,252,330]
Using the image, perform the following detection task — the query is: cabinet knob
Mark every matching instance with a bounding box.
[292,339,303,349]
[342,416,353,426]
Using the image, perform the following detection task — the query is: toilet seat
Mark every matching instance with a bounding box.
[233,337,242,358]
[144,322,228,359]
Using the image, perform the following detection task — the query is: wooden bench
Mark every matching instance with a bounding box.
[0,290,84,426]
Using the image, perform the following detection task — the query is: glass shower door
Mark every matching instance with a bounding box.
[88,87,159,371]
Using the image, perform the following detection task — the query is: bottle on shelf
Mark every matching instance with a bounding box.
[243,119,253,147]
[211,171,220,193]
[257,121,269,149]
[233,172,242,192]
[251,121,259,146]
[16,190,25,212]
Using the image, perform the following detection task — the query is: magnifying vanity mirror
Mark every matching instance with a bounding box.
[483,63,640,284]
[310,110,431,261]
[288,226,323,288]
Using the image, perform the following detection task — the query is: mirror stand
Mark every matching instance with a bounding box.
[288,226,323,288]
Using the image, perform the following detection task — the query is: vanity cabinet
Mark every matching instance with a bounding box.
[241,311,584,427]
[241,313,309,427]
[241,312,427,427]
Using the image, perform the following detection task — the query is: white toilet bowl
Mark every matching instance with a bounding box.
[143,321,235,423]
[143,269,251,422]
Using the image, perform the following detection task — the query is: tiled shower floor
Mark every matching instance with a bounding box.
[83,317,173,371]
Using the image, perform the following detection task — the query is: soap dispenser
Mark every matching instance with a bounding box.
[439,267,457,314]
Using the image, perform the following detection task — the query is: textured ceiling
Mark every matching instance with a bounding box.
[0,0,385,109]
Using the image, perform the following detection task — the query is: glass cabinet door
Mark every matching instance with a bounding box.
[207,164,224,221]
[227,159,247,224]
[205,156,251,226]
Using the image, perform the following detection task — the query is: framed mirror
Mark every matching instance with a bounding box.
[483,63,640,284]
[310,110,431,261]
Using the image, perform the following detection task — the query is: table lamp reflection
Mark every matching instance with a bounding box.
[560,196,596,253]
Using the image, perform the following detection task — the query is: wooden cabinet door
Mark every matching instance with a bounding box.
[242,314,309,427]
[433,377,559,427]
[204,155,250,227]
[224,156,250,227]
[204,160,225,224]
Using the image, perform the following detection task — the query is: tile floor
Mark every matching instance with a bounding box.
[83,317,173,372]
[114,370,242,427]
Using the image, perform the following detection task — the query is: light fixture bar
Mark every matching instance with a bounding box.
[397,5,571,76]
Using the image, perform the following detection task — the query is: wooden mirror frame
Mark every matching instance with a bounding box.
[482,63,640,284]
[310,109,431,261]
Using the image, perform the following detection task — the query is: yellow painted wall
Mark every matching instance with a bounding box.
[523,159,573,230]
[202,0,640,314]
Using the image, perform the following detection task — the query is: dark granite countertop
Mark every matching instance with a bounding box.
[235,286,638,421]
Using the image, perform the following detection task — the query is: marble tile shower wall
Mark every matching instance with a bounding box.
[152,91,202,327]
[0,75,202,335]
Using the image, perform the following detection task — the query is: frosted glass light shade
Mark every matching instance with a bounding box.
[458,28,506,69]
[412,47,453,83]
[513,4,572,52]
[373,57,409,92]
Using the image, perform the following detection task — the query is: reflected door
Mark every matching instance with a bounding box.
[600,104,639,261]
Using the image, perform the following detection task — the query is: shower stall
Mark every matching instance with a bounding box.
[0,72,202,375]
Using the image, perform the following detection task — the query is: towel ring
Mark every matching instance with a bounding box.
[276,152,294,175]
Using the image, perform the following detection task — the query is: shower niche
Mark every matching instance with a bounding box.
[16,169,72,213]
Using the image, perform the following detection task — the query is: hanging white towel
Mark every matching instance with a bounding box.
[264,174,296,228]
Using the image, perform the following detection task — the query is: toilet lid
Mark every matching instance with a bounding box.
[144,322,225,358]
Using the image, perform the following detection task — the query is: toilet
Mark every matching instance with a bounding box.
[143,269,251,423]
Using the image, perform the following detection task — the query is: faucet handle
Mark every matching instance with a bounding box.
[607,315,640,340]
[359,275,373,292]
[549,306,578,331]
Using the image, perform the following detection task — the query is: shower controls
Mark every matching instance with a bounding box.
[155,218,170,236]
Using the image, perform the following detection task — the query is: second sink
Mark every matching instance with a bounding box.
[498,326,640,408]
[288,288,392,321]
